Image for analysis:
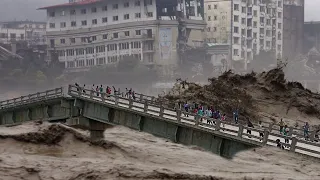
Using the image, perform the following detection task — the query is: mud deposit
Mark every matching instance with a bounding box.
[0,122,319,180]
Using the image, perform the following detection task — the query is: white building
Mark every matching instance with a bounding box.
[0,21,46,45]
[39,0,206,73]
[205,0,283,70]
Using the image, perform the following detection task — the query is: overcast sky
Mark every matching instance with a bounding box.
[0,0,319,22]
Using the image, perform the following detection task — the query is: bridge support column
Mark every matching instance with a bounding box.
[89,120,107,140]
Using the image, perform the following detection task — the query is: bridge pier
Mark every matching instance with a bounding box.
[89,120,107,140]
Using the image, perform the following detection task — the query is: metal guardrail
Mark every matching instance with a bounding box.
[0,87,63,110]
[68,84,320,157]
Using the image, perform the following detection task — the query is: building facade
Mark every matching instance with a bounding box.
[204,0,284,70]
[39,0,206,73]
[0,21,46,46]
[282,0,304,60]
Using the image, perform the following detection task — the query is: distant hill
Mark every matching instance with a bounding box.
[0,0,65,21]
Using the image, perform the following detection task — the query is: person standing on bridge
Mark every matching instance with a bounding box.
[99,85,103,96]
[75,83,80,92]
[233,109,239,124]
[96,86,99,96]
[279,118,285,134]
[283,125,289,144]
[247,119,254,137]
[259,121,264,141]
[184,102,189,117]
[303,122,310,140]
[82,84,86,94]
[92,84,95,93]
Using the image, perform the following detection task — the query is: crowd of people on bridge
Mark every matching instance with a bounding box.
[74,82,318,148]
[74,83,136,100]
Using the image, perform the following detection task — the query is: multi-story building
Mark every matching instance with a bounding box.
[205,0,283,70]
[39,0,206,73]
[0,21,46,46]
[282,0,304,60]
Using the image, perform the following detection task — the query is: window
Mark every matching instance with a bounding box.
[81,9,86,14]
[97,58,106,65]
[96,45,105,53]
[144,0,152,6]
[213,27,217,32]
[92,19,97,25]
[107,44,118,51]
[58,50,65,57]
[241,29,246,36]
[10,33,16,39]
[147,12,153,17]
[233,49,239,56]
[91,7,97,13]
[253,32,257,38]
[253,21,257,28]
[60,11,65,16]
[234,26,239,33]
[67,61,75,68]
[124,31,130,36]
[70,9,76,15]
[60,22,66,28]
[136,30,141,35]
[49,23,55,28]
[234,15,239,22]
[86,47,94,54]
[260,17,264,23]
[266,30,271,37]
[66,49,74,56]
[267,8,271,14]
[260,28,264,34]
[208,5,211,10]
[20,34,24,40]
[135,13,141,18]
[242,7,246,13]
[124,14,130,20]
[278,0,282,8]
[135,0,140,6]
[278,23,282,29]
[267,19,271,25]
[214,16,217,20]
[207,27,211,32]
[92,36,97,41]
[119,42,129,50]
[113,4,118,9]
[214,4,217,9]
[71,21,76,27]
[81,37,86,42]
[253,10,257,17]
[49,11,55,17]
[278,12,282,18]
[102,17,108,23]
[102,6,108,11]
[234,37,239,44]
[113,32,118,38]
[132,41,141,48]
[70,38,75,44]
[108,56,118,63]
[266,41,271,48]
[76,60,85,67]
[81,20,87,26]
[103,34,108,39]
[124,2,129,7]
[241,18,246,25]
[278,32,282,40]
[86,59,95,66]
[277,44,282,51]
[260,6,265,12]
[60,39,65,44]
[113,16,118,21]
[208,16,211,21]
[234,4,239,11]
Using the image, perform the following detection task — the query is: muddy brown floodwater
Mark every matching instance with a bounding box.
[0,122,319,180]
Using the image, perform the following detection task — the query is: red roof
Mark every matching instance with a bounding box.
[38,0,102,10]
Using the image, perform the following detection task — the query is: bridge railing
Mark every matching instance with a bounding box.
[68,84,320,157]
[0,87,63,109]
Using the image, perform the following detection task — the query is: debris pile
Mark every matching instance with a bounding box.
[159,67,320,123]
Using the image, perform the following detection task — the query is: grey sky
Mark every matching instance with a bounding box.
[0,0,319,22]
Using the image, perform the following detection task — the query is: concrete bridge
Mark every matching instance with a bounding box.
[1,85,320,158]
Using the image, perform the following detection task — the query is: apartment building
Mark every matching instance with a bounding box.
[0,21,46,45]
[39,0,206,72]
[205,0,283,70]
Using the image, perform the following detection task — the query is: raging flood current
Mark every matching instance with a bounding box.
[0,122,319,180]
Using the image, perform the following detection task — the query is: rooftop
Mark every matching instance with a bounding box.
[38,0,102,10]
